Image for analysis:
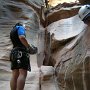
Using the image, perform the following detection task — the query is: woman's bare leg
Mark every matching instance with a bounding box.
[17,69,27,90]
[10,69,19,90]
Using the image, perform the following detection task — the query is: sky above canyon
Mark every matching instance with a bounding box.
[49,0,78,6]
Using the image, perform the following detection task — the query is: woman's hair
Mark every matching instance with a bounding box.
[15,22,23,27]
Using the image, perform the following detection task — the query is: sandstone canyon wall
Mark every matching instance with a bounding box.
[0,0,90,90]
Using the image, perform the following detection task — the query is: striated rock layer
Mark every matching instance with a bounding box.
[0,0,43,20]
[45,6,80,26]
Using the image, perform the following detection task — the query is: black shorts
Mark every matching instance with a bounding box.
[10,47,31,71]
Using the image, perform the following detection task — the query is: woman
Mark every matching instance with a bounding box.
[10,22,31,90]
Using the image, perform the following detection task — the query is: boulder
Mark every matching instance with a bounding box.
[46,15,86,66]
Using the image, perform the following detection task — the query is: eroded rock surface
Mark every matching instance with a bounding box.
[55,26,90,90]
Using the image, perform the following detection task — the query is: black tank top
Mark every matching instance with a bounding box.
[10,26,26,48]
